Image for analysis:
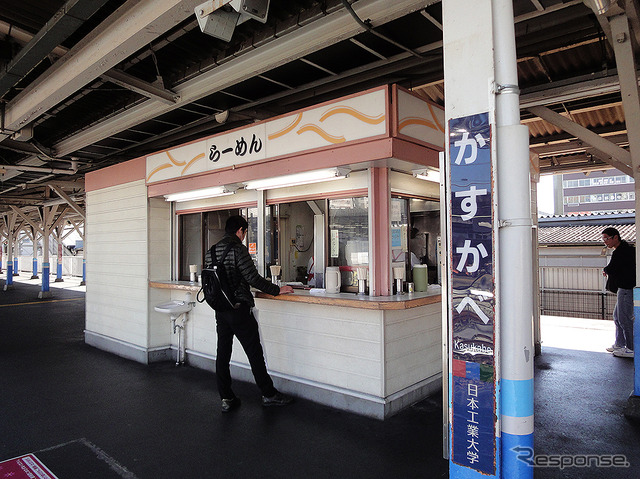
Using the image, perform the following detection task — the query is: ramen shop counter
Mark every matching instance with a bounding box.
[148,281,442,419]
[255,288,441,309]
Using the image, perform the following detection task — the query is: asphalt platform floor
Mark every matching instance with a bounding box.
[1,275,639,478]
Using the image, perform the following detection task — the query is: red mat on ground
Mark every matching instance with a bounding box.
[0,454,58,479]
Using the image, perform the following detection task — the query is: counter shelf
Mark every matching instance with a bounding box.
[149,280,440,310]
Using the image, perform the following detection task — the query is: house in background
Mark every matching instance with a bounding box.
[538,210,635,319]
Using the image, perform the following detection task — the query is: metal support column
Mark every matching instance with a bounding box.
[608,12,640,418]
[39,208,53,299]
[3,213,16,291]
[494,0,535,473]
[31,227,39,279]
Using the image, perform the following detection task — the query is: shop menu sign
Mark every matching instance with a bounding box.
[448,112,496,475]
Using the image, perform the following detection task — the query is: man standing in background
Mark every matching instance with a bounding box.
[602,227,636,358]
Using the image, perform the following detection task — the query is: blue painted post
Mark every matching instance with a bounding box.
[625,288,640,418]
[55,242,64,282]
[81,258,86,286]
[634,288,640,397]
[6,262,13,287]
[13,257,18,276]
[41,262,50,297]
[31,257,39,279]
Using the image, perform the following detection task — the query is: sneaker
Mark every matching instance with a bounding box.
[221,397,241,413]
[613,348,635,358]
[262,392,294,407]
[606,344,624,352]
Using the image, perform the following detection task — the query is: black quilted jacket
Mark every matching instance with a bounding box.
[204,233,280,307]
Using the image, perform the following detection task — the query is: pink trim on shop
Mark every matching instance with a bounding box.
[266,189,369,205]
[175,201,258,215]
[147,138,396,198]
[369,167,391,296]
[86,157,146,192]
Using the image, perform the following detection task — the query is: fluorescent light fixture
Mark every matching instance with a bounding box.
[244,167,351,190]
[164,184,239,202]
[412,168,441,183]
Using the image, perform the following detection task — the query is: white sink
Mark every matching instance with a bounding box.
[154,300,192,315]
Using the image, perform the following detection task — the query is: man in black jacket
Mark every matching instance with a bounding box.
[205,215,294,412]
[602,227,635,358]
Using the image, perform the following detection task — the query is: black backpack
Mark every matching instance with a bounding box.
[197,242,241,311]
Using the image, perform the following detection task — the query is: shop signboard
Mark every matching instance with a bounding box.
[145,88,388,184]
[448,112,496,475]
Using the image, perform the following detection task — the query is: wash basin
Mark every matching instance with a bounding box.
[154,300,192,315]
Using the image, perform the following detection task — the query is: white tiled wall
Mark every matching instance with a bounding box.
[86,180,150,348]
[253,298,441,399]
[384,305,441,396]
[148,198,172,349]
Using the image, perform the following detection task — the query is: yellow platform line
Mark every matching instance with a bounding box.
[0,297,84,308]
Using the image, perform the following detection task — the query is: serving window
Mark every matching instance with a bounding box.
[264,201,322,285]
[177,207,257,281]
[328,197,369,292]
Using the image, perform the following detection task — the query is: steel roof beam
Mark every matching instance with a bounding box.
[49,184,85,220]
[610,13,640,159]
[520,70,630,107]
[101,69,180,105]
[0,0,203,143]
[0,0,111,100]
[51,0,435,157]
[528,105,633,175]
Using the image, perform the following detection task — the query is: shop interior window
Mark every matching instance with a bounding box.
[408,198,441,285]
[265,201,319,285]
[179,208,256,281]
[328,197,369,292]
[391,197,410,286]
[178,212,202,281]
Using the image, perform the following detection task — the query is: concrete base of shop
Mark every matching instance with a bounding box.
[88,336,442,420]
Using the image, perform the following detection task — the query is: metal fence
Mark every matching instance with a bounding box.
[540,289,617,320]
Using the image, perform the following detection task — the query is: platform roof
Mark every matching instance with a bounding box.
[0,0,638,233]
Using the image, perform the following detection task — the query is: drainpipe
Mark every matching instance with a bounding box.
[493,0,534,477]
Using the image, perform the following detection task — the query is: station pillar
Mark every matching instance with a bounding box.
[443,1,534,477]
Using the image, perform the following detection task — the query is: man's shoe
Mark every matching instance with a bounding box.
[613,347,635,358]
[221,397,241,413]
[606,344,624,352]
[262,392,294,407]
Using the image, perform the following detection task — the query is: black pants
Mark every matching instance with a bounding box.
[215,304,277,400]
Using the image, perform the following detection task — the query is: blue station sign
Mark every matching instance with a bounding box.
[448,112,496,475]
